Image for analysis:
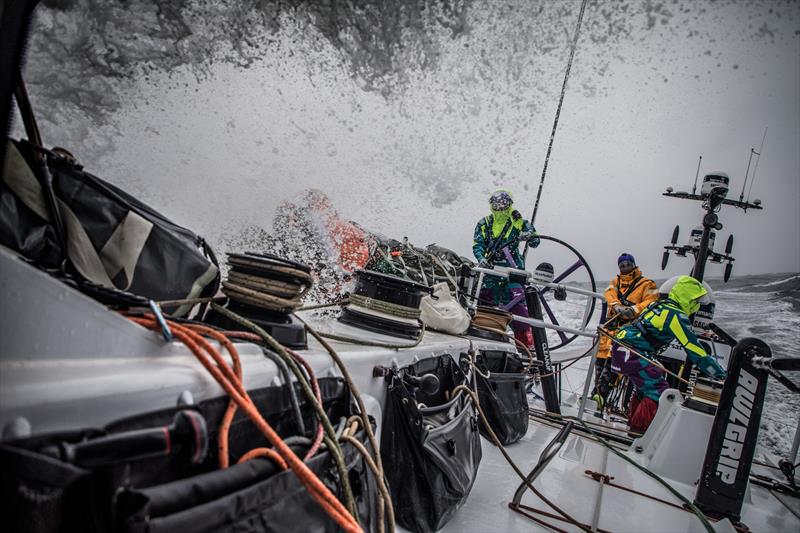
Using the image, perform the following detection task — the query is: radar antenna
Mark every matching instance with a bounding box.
[661,166,763,283]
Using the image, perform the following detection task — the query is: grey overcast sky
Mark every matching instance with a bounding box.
[19,0,800,280]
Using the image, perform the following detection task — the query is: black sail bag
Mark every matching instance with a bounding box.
[1,139,219,314]
[475,349,529,445]
[381,355,482,533]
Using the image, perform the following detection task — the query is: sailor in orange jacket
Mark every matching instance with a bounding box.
[592,253,658,408]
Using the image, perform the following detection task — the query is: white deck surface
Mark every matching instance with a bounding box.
[2,249,797,532]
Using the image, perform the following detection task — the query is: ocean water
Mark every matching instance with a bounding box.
[12,0,800,281]
[709,273,800,457]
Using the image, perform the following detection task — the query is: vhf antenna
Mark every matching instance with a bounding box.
[747,127,767,202]
[691,155,703,195]
[739,127,767,202]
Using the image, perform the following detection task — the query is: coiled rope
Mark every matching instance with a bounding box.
[348,293,421,320]
[222,253,313,313]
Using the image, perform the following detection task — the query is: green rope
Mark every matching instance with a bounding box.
[314,323,426,350]
[575,418,715,533]
[297,300,348,312]
[348,293,421,319]
[297,314,396,532]
[210,303,358,519]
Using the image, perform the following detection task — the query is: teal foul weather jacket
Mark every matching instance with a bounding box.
[616,276,727,389]
[472,206,538,301]
[472,208,537,270]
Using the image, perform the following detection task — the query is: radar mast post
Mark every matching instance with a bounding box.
[663,166,762,282]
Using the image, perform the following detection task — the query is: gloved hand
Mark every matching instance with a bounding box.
[518,230,534,241]
[697,356,727,381]
[613,304,635,319]
[478,258,492,269]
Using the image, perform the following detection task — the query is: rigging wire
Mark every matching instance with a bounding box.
[692,155,703,195]
[525,0,589,262]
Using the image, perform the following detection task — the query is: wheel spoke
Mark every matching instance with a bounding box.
[539,296,569,343]
[540,259,584,296]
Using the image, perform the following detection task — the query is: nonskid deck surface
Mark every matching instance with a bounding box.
[438,423,798,533]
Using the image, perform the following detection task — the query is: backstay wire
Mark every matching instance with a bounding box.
[524,0,589,263]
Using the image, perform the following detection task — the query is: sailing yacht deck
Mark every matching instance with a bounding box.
[1,248,798,532]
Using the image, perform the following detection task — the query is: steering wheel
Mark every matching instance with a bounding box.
[528,235,598,351]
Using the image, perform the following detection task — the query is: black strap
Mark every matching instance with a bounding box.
[616,275,644,306]
[485,217,514,262]
[630,301,674,356]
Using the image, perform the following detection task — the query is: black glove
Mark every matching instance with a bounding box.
[614,304,635,319]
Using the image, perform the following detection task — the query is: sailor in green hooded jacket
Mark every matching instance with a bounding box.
[611,275,727,432]
[472,189,539,347]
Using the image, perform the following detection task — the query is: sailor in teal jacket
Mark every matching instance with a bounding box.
[612,275,727,431]
[472,189,539,347]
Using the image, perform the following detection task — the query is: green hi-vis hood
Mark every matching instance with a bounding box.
[488,188,524,234]
[668,275,708,315]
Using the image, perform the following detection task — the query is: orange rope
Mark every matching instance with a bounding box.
[221,329,324,462]
[223,331,263,343]
[129,315,362,533]
[237,447,287,468]
[181,324,243,469]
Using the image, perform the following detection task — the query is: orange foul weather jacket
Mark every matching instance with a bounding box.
[597,267,659,359]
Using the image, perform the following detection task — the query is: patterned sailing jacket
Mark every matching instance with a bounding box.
[472,207,537,270]
[613,276,727,401]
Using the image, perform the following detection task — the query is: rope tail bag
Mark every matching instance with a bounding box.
[381,355,482,533]
[474,350,529,445]
[0,376,380,533]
